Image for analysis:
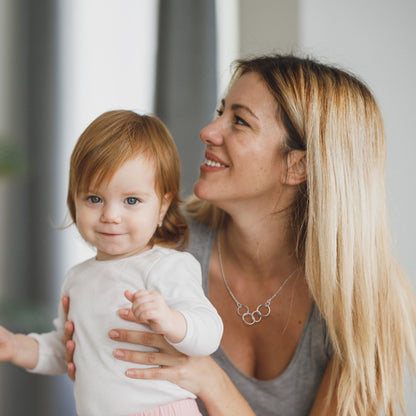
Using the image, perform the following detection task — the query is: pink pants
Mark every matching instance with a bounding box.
[129,399,202,416]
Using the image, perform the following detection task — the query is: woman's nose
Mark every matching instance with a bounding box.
[100,204,121,223]
[200,118,223,146]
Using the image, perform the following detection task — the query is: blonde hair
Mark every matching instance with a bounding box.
[186,55,416,415]
[68,110,188,249]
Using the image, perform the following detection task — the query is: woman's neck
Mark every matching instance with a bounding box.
[220,212,300,283]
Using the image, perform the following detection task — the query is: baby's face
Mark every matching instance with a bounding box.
[75,156,170,261]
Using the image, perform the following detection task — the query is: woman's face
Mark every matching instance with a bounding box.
[194,71,288,214]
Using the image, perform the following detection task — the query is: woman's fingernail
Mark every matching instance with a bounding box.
[113,349,125,358]
[119,309,129,317]
[109,330,120,339]
[126,369,135,377]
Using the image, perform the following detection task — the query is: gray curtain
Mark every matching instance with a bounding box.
[0,0,75,414]
[155,0,218,198]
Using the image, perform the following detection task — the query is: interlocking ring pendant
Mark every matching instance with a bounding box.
[217,236,299,327]
[237,302,272,326]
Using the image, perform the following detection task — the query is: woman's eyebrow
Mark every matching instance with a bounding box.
[221,98,259,120]
[231,103,259,120]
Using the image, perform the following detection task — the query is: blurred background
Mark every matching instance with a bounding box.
[0,0,415,414]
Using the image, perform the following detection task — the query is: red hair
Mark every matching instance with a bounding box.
[67,110,188,248]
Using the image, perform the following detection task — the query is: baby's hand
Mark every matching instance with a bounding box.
[0,325,16,362]
[0,326,38,369]
[124,290,186,343]
[125,289,172,332]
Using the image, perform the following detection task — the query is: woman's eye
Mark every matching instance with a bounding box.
[125,197,139,205]
[216,106,249,127]
[87,195,101,204]
[234,115,249,127]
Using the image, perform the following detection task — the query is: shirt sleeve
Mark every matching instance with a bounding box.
[146,251,223,357]
[27,279,69,375]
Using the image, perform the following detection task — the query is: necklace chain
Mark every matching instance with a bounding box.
[218,237,299,326]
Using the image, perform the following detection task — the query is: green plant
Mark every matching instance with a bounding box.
[0,142,26,177]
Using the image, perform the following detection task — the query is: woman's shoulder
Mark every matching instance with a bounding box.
[309,302,334,359]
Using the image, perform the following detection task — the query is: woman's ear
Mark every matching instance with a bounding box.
[285,150,307,185]
[159,193,173,223]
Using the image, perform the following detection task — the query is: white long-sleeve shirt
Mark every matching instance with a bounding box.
[28,246,223,416]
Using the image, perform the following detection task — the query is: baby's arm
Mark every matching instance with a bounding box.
[125,290,187,344]
[125,251,223,357]
[0,325,39,369]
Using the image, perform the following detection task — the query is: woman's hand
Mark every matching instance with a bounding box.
[110,306,207,395]
[61,296,76,381]
[111,307,255,415]
[111,331,212,395]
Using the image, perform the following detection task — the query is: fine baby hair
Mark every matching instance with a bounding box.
[67,109,188,249]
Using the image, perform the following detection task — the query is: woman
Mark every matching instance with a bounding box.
[63,54,416,415]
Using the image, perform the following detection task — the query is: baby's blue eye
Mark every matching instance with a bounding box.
[87,195,101,204]
[125,197,139,205]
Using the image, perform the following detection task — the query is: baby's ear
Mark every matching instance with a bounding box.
[159,193,173,220]
[285,150,307,185]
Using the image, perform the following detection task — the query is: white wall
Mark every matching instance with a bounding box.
[239,0,299,56]
[299,0,416,279]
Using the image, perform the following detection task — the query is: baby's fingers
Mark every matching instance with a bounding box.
[125,289,150,303]
[124,290,135,303]
[118,308,137,323]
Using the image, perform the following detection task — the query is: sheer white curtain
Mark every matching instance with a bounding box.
[57,0,159,280]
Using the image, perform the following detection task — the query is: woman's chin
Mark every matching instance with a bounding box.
[192,180,206,199]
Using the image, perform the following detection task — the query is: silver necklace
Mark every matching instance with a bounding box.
[218,237,299,326]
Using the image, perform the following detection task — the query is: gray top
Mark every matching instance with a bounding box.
[187,217,333,416]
